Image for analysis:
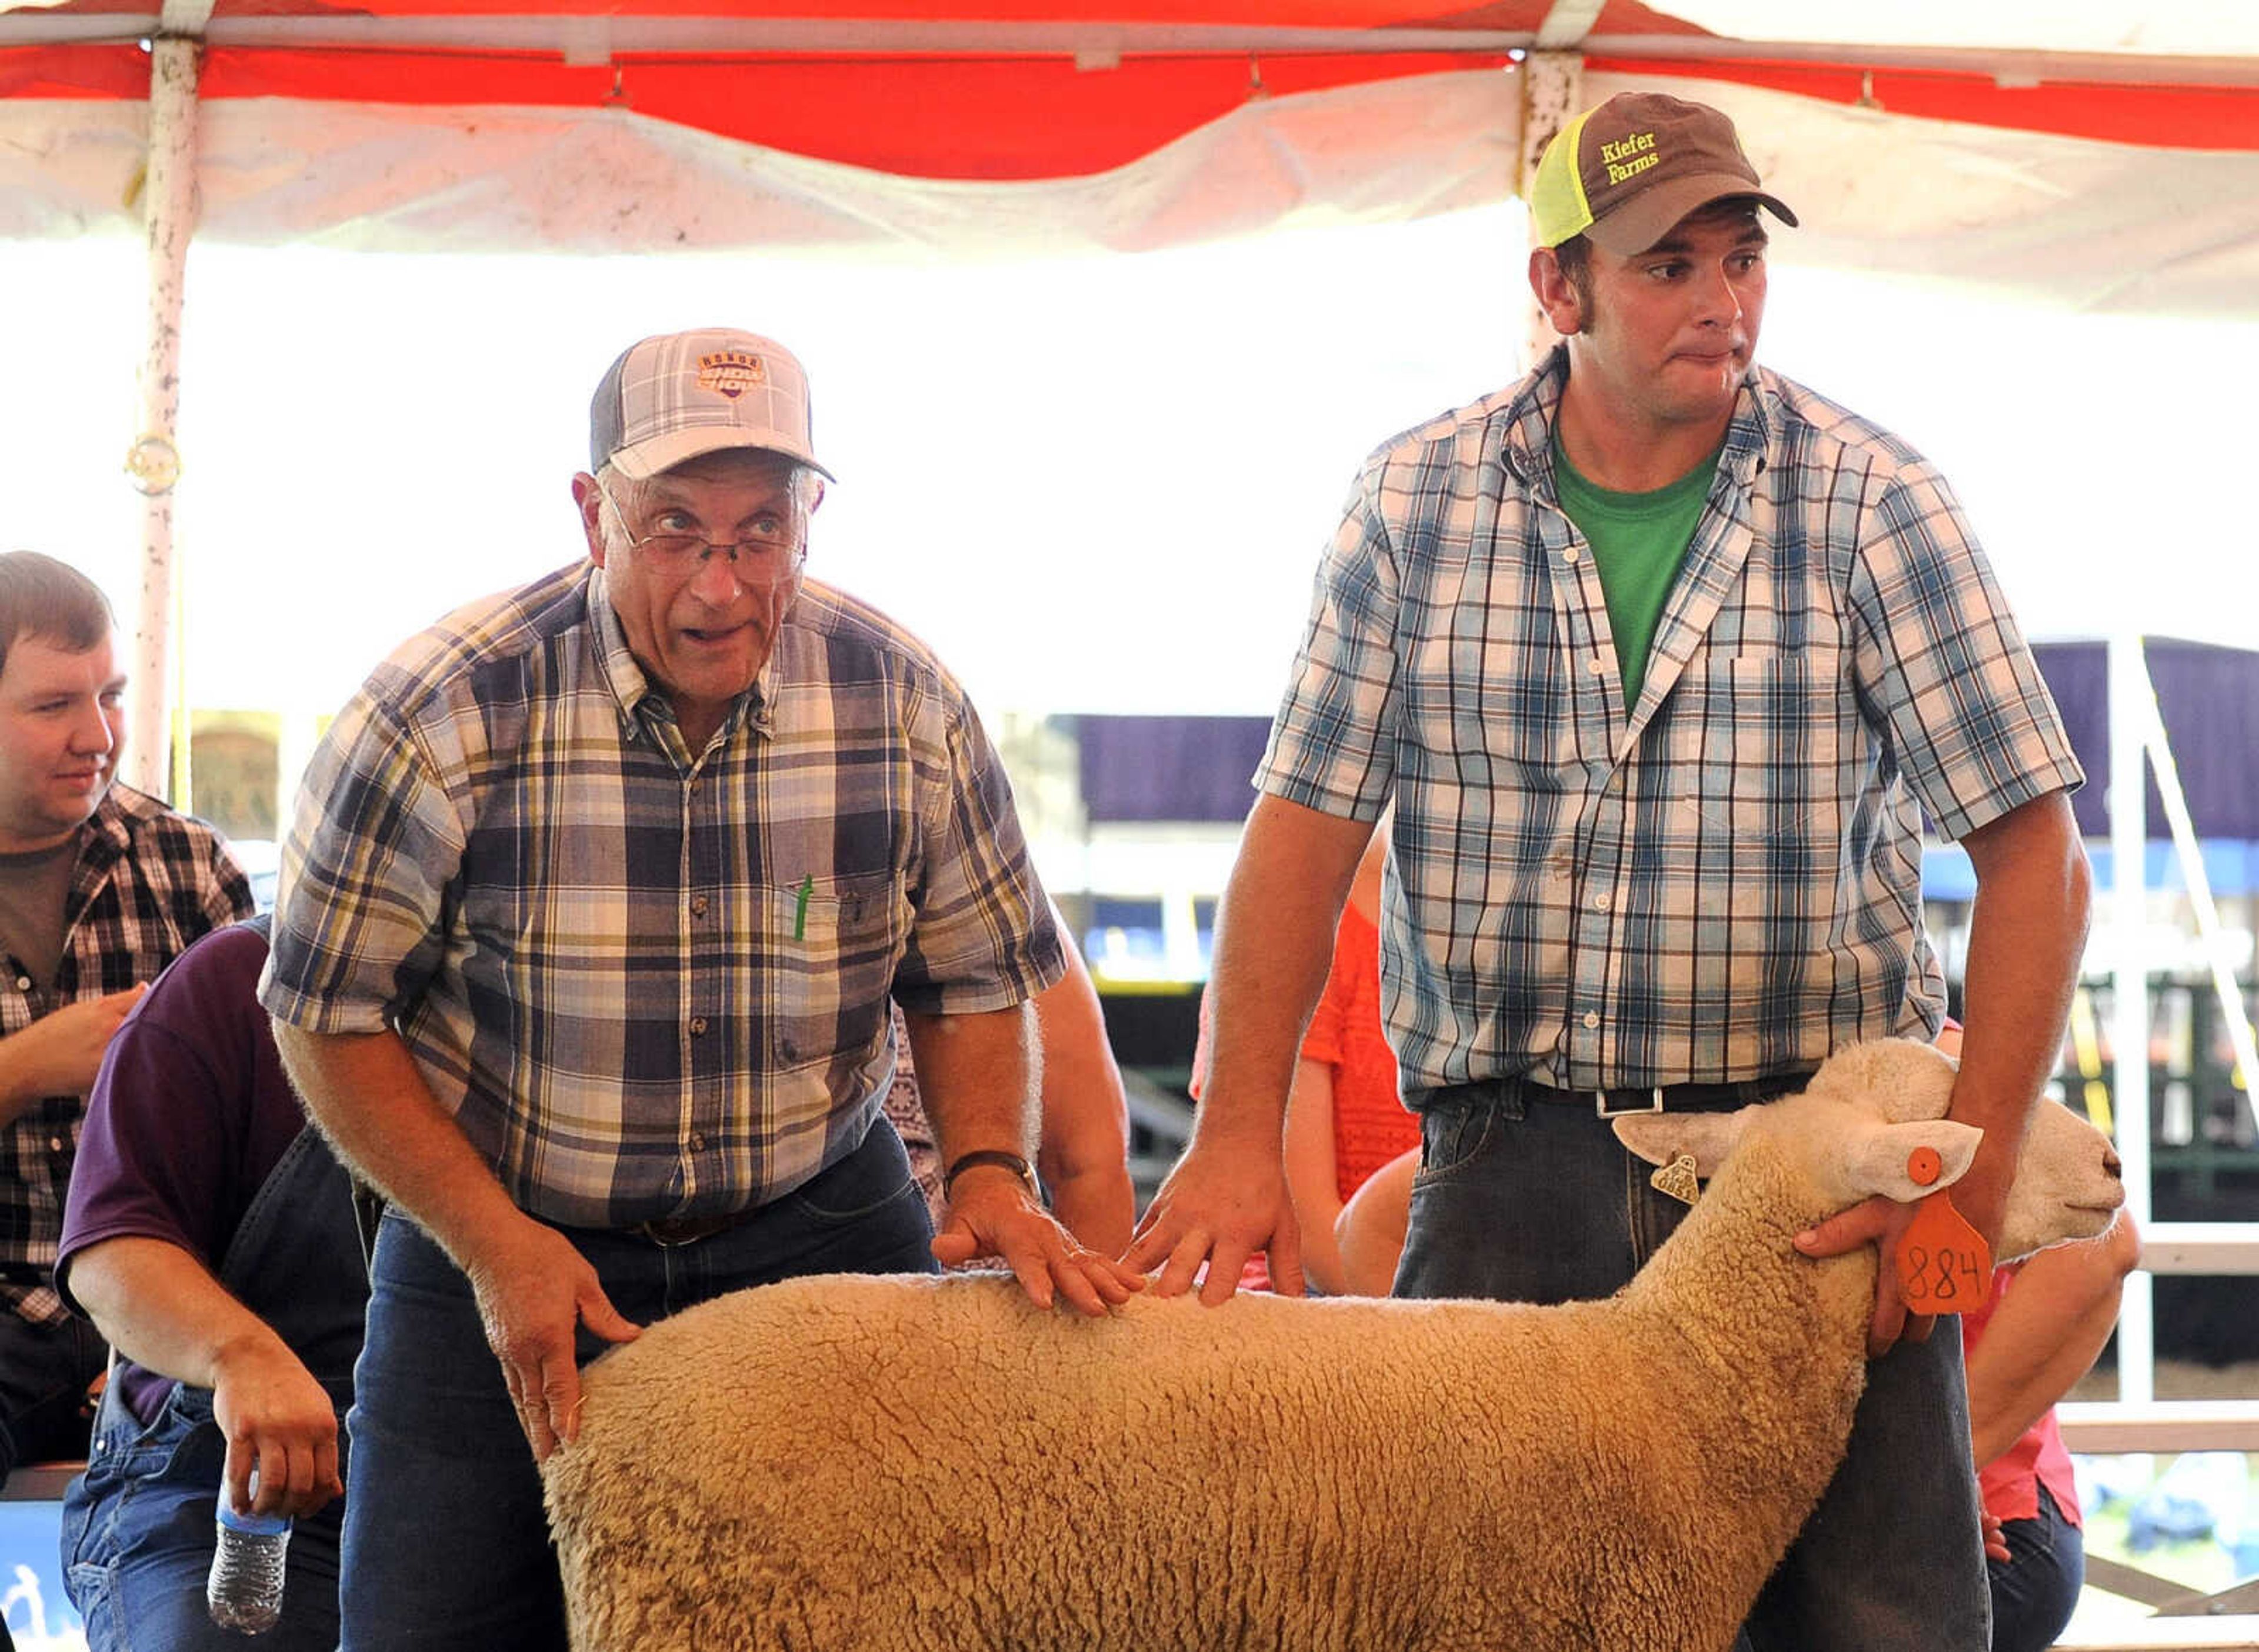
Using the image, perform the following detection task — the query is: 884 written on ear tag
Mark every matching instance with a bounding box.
[1895,1191,1992,1313]
[1650,1153,1701,1207]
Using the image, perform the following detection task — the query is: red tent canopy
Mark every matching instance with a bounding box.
[6,0,2256,184]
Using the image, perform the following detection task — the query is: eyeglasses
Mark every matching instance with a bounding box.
[598,484,808,585]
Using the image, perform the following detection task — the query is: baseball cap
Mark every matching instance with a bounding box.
[589,327,834,482]
[1529,92,1797,256]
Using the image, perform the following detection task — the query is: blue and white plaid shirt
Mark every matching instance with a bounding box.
[1260,348,2083,1098]
[262,562,1061,1230]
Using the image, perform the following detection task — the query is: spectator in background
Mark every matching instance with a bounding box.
[884,910,1134,1257]
[1935,1021,2144,1652]
[1278,818,1414,1296]
[0,552,252,1489]
[57,915,362,1652]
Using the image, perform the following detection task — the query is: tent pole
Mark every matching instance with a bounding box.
[1516,52,1577,374]
[2109,633,2156,1404]
[125,24,207,804]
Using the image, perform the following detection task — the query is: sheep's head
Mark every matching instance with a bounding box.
[1614,1038,2125,1260]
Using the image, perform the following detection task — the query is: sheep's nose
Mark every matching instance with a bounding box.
[2104,1149,2123,1181]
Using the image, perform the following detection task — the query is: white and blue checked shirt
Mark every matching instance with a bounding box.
[262,562,1061,1230]
[1260,348,2083,1099]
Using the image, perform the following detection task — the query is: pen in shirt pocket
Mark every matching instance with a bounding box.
[792,873,814,941]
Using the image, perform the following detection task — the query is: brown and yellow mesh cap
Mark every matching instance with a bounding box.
[1529,91,1797,255]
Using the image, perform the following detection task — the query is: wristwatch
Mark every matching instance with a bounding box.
[942,1149,1039,1198]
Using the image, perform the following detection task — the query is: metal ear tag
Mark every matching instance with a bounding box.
[1650,1153,1701,1207]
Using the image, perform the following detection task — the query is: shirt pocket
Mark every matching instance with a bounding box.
[767,871,900,1074]
[1662,655,1842,846]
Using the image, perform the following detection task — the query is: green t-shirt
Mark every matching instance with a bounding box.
[1551,434,1722,700]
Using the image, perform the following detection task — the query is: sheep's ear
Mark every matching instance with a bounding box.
[1842,1120,1983,1203]
[1613,1108,1750,1178]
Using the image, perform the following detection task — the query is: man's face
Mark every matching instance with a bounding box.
[1555,201,1769,437]
[0,631,125,852]
[576,448,814,741]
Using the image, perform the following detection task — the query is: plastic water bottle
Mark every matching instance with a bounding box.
[208,1480,290,1632]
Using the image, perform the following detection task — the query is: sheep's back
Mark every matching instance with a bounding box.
[544,1272,1718,1651]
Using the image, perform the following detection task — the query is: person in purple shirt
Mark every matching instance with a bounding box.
[54,917,365,1652]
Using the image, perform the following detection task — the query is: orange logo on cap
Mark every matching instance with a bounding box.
[697,350,767,399]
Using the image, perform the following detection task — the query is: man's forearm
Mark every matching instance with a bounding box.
[902,1001,1038,1167]
[269,1021,526,1267]
[1952,792,2094,1233]
[66,1237,289,1393]
[1198,796,1374,1145]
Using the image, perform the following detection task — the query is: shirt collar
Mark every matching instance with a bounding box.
[1501,343,1775,494]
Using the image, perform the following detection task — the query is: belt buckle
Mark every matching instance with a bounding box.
[1594,1087,1665,1118]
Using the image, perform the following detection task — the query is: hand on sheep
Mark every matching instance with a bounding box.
[467,1215,644,1463]
[1794,1195,1938,1358]
[1126,1136,1302,1305]
[933,1168,1146,1316]
[213,1339,347,1521]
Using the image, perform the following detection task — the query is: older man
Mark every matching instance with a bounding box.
[262,329,1137,1650]
[0,551,251,1487]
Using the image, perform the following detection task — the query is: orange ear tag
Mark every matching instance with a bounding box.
[1894,1148,1991,1313]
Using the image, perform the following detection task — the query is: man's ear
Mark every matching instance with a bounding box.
[572,472,609,567]
[1614,1108,1749,1178]
[1528,247,1585,337]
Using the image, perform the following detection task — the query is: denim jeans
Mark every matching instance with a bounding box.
[338,1119,938,1652]
[61,1380,347,1652]
[1395,1081,1991,1652]
[0,1310,106,1483]
[1989,1482,2083,1652]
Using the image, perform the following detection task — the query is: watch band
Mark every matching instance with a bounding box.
[942,1149,1038,1197]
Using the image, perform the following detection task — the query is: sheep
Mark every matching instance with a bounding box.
[544,1037,2125,1652]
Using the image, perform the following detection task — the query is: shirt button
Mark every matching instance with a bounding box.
[691,896,709,918]
[1593,892,1611,911]
[13,977,27,991]
[689,1017,709,1035]
[689,1133,708,1153]
[1562,548,1581,565]
[1587,658,1607,675]
[1581,1011,1600,1030]
[47,1137,62,1153]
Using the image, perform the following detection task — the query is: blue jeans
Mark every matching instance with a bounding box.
[1396,1082,1991,1652]
[1990,1482,2083,1652]
[61,1381,347,1652]
[339,1120,938,1652]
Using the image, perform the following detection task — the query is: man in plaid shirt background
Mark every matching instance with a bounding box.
[0,551,251,1488]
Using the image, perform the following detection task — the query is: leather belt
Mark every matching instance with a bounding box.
[635,1208,757,1247]
[1446,1071,1813,1118]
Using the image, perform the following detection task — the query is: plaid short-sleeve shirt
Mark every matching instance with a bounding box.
[1260,349,2084,1097]
[261,562,1061,1230]
[0,788,253,1324]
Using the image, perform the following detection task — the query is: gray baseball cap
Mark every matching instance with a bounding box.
[589,328,834,482]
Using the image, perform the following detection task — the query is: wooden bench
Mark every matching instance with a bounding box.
[0,1461,79,1502]
[2057,1401,2259,1455]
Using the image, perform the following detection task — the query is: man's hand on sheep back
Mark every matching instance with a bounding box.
[933,1168,1145,1316]
[1126,1137,1302,1305]
[466,1215,643,1463]
[1794,1195,1938,1358]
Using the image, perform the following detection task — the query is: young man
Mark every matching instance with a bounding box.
[1130,93,2090,1649]
[262,328,1140,1650]
[0,552,252,1486]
